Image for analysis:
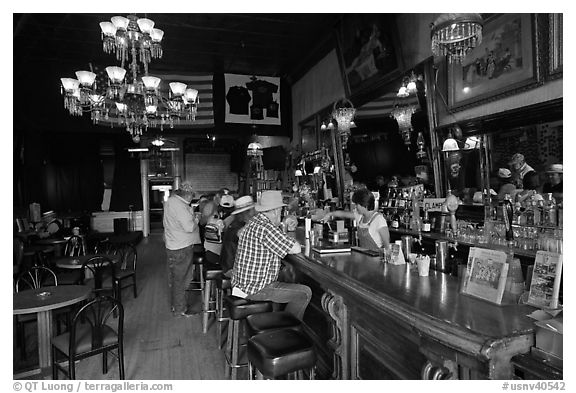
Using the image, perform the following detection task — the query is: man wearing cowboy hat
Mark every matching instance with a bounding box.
[232,190,312,320]
[542,164,563,202]
[163,181,201,317]
[219,195,256,276]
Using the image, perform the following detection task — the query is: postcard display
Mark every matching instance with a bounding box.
[527,251,563,309]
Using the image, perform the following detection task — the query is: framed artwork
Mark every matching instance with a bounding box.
[448,14,544,111]
[547,13,562,80]
[335,14,402,104]
[461,247,509,305]
[527,251,563,309]
[224,73,281,125]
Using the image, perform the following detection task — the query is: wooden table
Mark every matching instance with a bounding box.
[54,253,119,269]
[13,285,91,378]
[35,238,68,257]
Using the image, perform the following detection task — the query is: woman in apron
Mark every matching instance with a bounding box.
[322,188,389,251]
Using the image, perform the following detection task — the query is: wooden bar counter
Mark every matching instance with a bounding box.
[282,228,536,380]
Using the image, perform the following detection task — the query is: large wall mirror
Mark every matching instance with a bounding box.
[435,98,563,206]
[346,57,437,196]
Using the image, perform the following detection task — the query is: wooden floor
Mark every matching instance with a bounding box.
[15,231,229,380]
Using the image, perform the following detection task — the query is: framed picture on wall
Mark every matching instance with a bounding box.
[547,13,562,80]
[335,14,402,104]
[448,14,544,111]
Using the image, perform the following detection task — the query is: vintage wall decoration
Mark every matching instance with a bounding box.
[447,14,543,111]
[224,73,281,125]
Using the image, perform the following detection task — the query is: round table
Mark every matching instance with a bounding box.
[34,238,68,257]
[54,253,120,269]
[13,285,91,375]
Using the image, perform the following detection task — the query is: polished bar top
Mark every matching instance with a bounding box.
[285,228,536,351]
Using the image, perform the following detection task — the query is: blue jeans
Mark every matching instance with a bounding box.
[247,282,312,320]
[166,245,195,313]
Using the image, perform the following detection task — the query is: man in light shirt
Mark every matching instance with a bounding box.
[163,181,201,317]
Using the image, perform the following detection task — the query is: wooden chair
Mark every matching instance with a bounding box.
[81,256,118,300]
[13,237,24,276]
[51,295,125,380]
[113,244,137,304]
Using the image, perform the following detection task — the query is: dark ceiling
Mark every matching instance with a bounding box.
[13,13,343,134]
[14,13,341,79]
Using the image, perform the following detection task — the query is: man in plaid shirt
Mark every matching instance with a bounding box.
[232,191,311,319]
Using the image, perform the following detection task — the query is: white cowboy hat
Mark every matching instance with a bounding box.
[546,164,563,173]
[231,195,255,215]
[255,191,286,212]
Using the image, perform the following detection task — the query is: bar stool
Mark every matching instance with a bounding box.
[202,266,223,333]
[223,295,272,379]
[247,329,316,380]
[189,247,206,293]
[245,311,302,336]
[215,275,232,349]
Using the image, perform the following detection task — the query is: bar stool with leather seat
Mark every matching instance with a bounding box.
[202,265,223,333]
[245,311,302,337]
[223,295,272,379]
[247,329,316,380]
[215,274,231,349]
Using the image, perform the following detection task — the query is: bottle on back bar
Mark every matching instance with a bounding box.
[422,206,431,232]
[391,209,400,229]
[544,193,557,227]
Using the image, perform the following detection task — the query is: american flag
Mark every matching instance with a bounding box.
[152,73,214,128]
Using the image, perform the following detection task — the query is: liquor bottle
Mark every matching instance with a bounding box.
[502,194,514,241]
[525,201,535,226]
[544,193,557,227]
[534,200,543,226]
[422,206,431,232]
[557,201,563,228]
[397,190,406,209]
[350,219,358,246]
[391,209,400,229]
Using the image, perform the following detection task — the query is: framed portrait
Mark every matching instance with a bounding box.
[448,14,544,111]
[547,13,562,80]
[335,14,402,104]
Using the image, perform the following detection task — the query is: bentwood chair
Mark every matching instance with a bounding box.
[81,256,118,301]
[51,295,125,380]
[64,235,86,257]
[112,244,138,304]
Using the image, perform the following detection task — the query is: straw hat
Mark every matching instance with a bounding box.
[498,168,512,179]
[255,191,286,212]
[546,164,563,173]
[231,196,255,215]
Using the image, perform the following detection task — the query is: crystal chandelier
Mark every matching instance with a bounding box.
[430,13,483,63]
[331,98,356,145]
[60,15,199,142]
[391,104,417,149]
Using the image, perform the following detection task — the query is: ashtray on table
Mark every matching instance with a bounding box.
[37,291,52,298]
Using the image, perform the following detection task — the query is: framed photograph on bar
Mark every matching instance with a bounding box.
[335,14,402,104]
[461,247,509,305]
[547,13,562,80]
[448,14,544,111]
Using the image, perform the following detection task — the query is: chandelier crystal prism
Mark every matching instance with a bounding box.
[430,13,483,64]
[61,14,199,142]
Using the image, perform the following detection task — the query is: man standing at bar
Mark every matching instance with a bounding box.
[163,181,201,317]
[232,190,311,320]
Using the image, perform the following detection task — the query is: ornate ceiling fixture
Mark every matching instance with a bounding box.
[430,13,483,63]
[60,14,199,143]
[331,98,356,145]
[391,104,417,149]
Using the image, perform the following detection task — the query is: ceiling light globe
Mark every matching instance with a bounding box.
[137,18,155,34]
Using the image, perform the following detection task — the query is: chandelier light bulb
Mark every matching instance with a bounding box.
[169,82,187,97]
[99,21,117,36]
[184,88,198,104]
[75,71,97,87]
[115,102,128,113]
[150,28,164,42]
[105,66,126,84]
[146,105,157,114]
[61,78,80,93]
[142,76,161,90]
[111,16,130,31]
[397,86,409,98]
[137,18,155,35]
